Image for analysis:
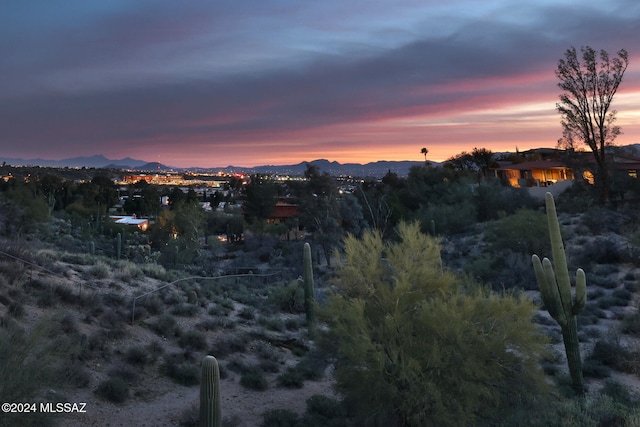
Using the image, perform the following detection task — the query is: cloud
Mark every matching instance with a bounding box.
[1,1,640,166]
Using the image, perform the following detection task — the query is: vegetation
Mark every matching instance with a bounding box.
[2,159,640,426]
[320,222,550,426]
[533,193,587,395]
[556,45,629,202]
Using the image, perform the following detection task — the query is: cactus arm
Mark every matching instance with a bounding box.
[199,355,221,427]
[573,268,586,315]
[533,255,567,327]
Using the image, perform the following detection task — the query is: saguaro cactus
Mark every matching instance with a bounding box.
[199,355,221,427]
[116,232,122,259]
[532,192,586,395]
[302,242,316,335]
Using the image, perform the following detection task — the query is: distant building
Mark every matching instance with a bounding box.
[494,160,574,188]
[109,215,149,231]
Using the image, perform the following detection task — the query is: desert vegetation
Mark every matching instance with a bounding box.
[1,160,640,426]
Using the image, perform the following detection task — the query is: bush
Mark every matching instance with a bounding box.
[240,367,268,391]
[124,345,151,367]
[277,367,304,388]
[302,395,348,427]
[152,314,180,337]
[261,409,300,427]
[321,222,549,426]
[162,353,199,386]
[177,330,207,351]
[95,377,129,403]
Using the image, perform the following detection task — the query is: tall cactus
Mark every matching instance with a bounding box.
[302,242,316,336]
[532,192,586,395]
[199,355,221,427]
[116,232,122,259]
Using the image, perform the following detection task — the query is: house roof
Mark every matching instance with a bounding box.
[495,160,569,171]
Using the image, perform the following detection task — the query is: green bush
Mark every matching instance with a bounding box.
[321,222,549,427]
[302,395,348,427]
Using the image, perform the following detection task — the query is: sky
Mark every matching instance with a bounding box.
[2,0,640,168]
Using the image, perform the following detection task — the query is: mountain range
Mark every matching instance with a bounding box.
[0,155,427,178]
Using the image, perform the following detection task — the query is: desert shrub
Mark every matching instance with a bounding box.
[162,353,199,385]
[267,280,305,313]
[582,358,611,379]
[593,263,619,276]
[622,311,640,335]
[238,306,256,320]
[152,314,180,337]
[141,263,168,280]
[258,316,285,332]
[108,364,139,384]
[277,366,305,388]
[7,300,24,318]
[141,294,164,314]
[240,367,268,391]
[321,222,550,427]
[261,409,300,427]
[285,317,299,331]
[301,395,348,427]
[587,273,618,289]
[254,341,283,363]
[53,284,76,304]
[171,302,198,317]
[124,345,151,367]
[226,358,250,374]
[211,333,247,357]
[575,236,625,266]
[259,360,280,374]
[416,200,477,235]
[177,330,207,351]
[612,288,633,304]
[196,318,223,332]
[87,330,110,358]
[587,288,605,300]
[208,304,232,317]
[88,261,110,279]
[624,280,640,293]
[95,377,129,403]
[56,358,91,388]
[483,209,549,255]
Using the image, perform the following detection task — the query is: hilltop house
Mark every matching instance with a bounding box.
[109,215,149,231]
[494,160,574,188]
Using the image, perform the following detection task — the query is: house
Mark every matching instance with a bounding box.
[268,197,299,224]
[494,160,574,188]
[109,215,149,231]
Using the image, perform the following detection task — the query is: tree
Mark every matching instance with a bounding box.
[420,147,429,163]
[320,222,549,426]
[556,46,629,203]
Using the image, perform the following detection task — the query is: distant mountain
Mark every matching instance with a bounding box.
[0,155,426,177]
[244,159,428,177]
[0,154,148,169]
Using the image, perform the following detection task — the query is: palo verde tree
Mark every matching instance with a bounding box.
[320,222,549,426]
[556,46,629,203]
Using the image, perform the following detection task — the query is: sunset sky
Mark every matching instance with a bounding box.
[2,1,640,168]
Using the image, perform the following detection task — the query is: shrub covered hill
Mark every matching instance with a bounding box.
[1,164,640,426]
